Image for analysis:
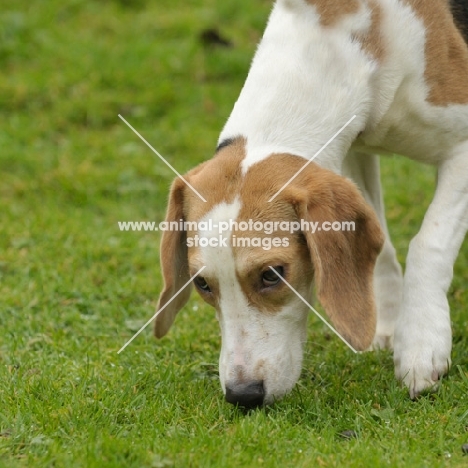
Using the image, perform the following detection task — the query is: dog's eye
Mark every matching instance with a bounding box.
[194,276,211,292]
[262,266,284,287]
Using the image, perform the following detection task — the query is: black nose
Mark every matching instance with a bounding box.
[225,380,265,409]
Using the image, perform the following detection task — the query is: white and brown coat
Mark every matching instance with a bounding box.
[155,0,468,405]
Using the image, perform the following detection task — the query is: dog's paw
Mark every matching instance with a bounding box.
[393,335,451,399]
[393,301,452,399]
[394,353,450,399]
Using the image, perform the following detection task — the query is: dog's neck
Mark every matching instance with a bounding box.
[219,0,376,175]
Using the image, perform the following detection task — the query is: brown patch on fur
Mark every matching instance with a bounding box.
[233,229,313,314]
[183,137,246,222]
[356,0,384,61]
[407,0,468,105]
[154,176,192,338]
[232,170,314,314]
[239,154,384,350]
[306,0,384,61]
[154,138,246,338]
[306,0,360,27]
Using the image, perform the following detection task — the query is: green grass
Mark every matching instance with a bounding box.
[1,0,467,466]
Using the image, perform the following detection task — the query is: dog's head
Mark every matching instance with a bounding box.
[154,139,384,407]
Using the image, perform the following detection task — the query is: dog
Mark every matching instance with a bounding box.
[154,0,468,406]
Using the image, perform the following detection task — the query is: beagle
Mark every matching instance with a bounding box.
[154,0,468,406]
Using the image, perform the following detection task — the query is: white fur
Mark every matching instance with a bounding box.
[216,0,468,397]
[198,201,309,403]
[220,0,374,174]
[394,141,468,397]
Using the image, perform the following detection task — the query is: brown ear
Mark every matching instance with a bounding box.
[154,177,192,338]
[290,167,384,350]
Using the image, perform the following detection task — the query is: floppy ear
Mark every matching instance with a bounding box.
[290,167,384,350]
[154,177,192,338]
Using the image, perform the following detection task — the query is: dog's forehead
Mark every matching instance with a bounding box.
[184,139,245,222]
[184,141,326,276]
[195,198,242,281]
[185,147,304,274]
[198,197,242,244]
[186,142,313,222]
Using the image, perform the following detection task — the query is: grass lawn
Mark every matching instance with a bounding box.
[1,0,467,466]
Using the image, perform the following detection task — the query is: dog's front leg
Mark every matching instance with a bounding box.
[394,142,468,398]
